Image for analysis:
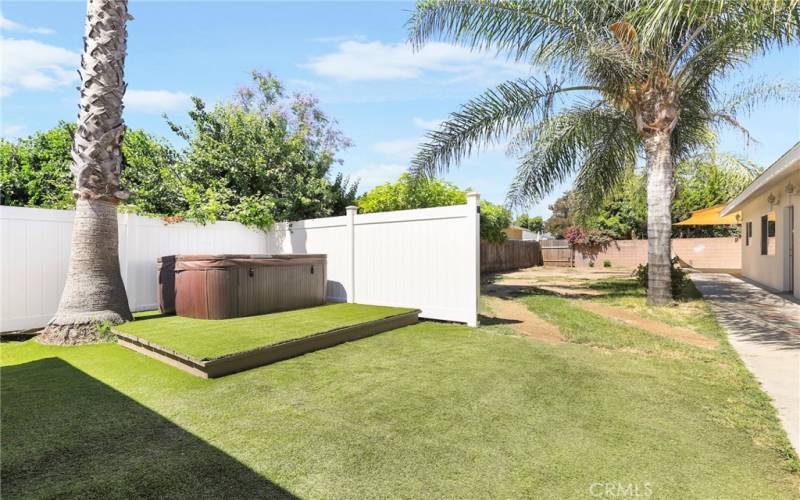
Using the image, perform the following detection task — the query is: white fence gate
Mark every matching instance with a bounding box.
[1,195,480,331]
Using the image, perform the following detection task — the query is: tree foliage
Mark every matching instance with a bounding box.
[544,157,759,239]
[357,172,511,243]
[1,122,76,209]
[165,71,357,229]
[1,122,181,213]
[513,213,544,232]
[408,0,798,302]
[479,200,512,244]
[544,192,577,238]
[0,72,359,231]
[357,172,467,212]
[120,129,183,216]
[409,0,799,209]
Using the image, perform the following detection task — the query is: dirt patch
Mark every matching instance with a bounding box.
[497,267,633,283]
[495,278,603,298]
[577,301,719,349]
[484,296,563,343]
[536,285,603,297]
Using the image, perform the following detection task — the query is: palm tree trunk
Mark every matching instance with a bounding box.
[39,0,132,344]
[643,131,674,305]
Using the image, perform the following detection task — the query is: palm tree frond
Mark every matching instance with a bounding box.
[572,112,638,218]
[408,0,575,62]
[506,102,637,209]
[411,77,596,177]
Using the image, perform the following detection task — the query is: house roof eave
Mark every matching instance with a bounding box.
[721,141,800,216]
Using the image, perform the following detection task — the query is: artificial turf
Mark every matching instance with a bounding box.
[2,279,799,498]
[114,303,415,360]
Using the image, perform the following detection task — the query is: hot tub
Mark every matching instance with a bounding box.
[157,254,327,319]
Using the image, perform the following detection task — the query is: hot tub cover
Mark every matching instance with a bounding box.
[166,254,326,270]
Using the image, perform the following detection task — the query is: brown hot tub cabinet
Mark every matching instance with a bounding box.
[158,254,327,319]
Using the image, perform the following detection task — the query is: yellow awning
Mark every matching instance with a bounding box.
[673,204,741,226]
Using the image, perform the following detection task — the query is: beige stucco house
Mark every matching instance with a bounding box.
[722,142,799,299]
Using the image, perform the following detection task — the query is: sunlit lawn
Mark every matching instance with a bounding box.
[3,278,798,498]
[116,303,414,360]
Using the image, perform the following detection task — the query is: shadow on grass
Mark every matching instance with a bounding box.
[1,358,296,499]
[483,284,559,298]
[588,277,704,303]
[587,278,644,297]
[131,311,175,322]
[477,314,522,327]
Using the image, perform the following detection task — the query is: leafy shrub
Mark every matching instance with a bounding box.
[232,195,276,231]
[603,260,612,268]
[479,201,512,244]
[633,257,687,299]
[96,321,116,342]
[357,172,466,213]
[357,173,512,245]
[1,72,359,230]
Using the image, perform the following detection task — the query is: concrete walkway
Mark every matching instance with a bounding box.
[691,273,800,453]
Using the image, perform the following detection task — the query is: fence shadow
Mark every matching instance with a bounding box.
[1,358,297,499]
[478,314,523,326]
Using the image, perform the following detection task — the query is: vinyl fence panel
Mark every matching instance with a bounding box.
[0,206,265,331]
[265,195,480,326]
[2,196,481,331]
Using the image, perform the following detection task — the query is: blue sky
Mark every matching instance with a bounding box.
[2,1,799,217]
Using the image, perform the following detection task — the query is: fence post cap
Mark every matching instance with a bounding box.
[465,191,480,198]
[345,205,358,214]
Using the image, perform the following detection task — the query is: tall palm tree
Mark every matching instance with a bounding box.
[409,0,799,304]
[39,0,133,344]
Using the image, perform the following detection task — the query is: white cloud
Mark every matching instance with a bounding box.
[1,124,26,140]
[124,89,193,113]
[373,137,423,160]
[413,117,443,130]
[347,163,407,192]
[0,37,79,95]
[306,40,529,81]
[0,16,54,35]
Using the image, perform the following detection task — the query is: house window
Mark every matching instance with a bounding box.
[761,212,776,256]
[746,221,752,246]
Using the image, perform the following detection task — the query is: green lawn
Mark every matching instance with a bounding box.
[2,281,799,498]
[114,303,415,360]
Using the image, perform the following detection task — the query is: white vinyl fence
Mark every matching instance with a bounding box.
[265,193,480,325]
[1,195,480,331]
[0,206,265,331]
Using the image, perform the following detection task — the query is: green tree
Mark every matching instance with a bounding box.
[409,0,799,303]
[120,129,183,216]
[672,155,758,236]
[1,123,183,215]
[580,168,648,239]
[0,122,75,209]
[357,172,466,212]
[514,213,543,232]
[480,201,512,244]
[544,192,576,238]
[357,172,511,243]
[547,156,760,240]
[167,71,356,229]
